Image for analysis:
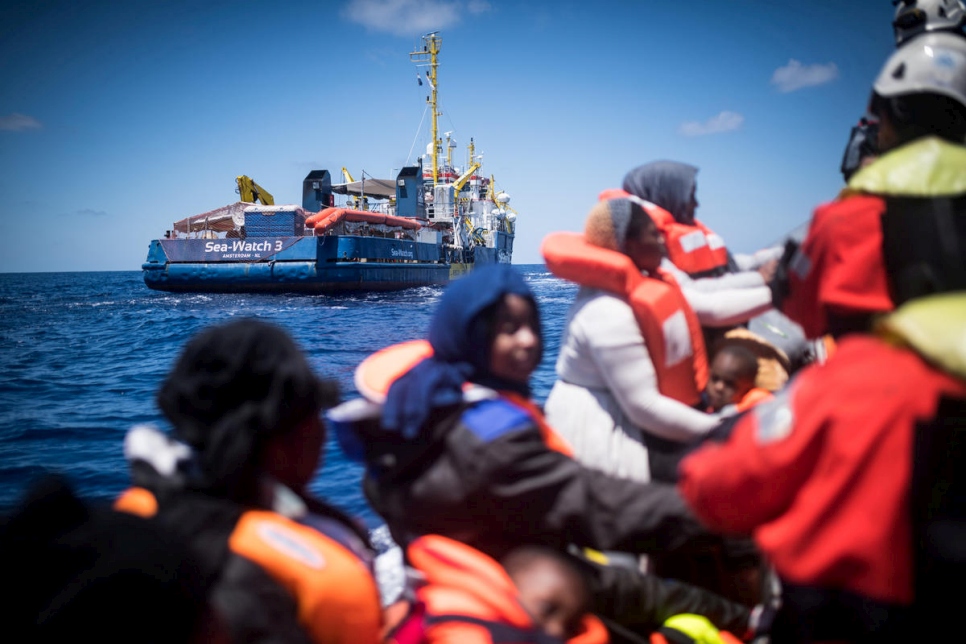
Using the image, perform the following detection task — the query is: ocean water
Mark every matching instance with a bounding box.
[0,266,577,524]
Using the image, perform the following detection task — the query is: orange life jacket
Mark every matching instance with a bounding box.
[115,488,383,643]
[597,188,727,276]
[541,231,709,406]
[647,208,729,278]
[389,534,608,644]
[352,339,576,457]
[734,387,773,413]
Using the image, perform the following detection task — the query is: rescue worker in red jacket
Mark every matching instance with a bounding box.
[679,34,966,643]
[327,264,764,640]
[778,31,966,340]
[680,293,966,642]
[115,318,383,644]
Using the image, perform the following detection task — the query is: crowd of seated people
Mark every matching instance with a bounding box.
[7,4,966,642]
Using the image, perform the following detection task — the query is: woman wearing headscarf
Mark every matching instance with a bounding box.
[328,264,757,639]
[114,318,383,644]
[542,198,772,484]
[620,162,813,370]
[621,161,782,280]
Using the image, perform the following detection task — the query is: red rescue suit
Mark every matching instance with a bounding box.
[782,136,966,339]
[678,334,966,606]
[782,194,892,340]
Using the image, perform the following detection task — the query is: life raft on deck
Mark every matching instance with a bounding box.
[306,207,422,233]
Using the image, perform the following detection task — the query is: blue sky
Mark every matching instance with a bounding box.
[0,0,896,273]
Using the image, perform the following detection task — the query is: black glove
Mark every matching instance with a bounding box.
[839,116,879,183]
[769,239,800,311]
[746,603,778,640]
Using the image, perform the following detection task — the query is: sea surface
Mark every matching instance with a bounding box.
[0,266,577,524]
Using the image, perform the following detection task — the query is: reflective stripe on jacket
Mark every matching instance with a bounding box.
[647,208,729,278]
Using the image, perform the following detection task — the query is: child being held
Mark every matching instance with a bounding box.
[704,344,773,414]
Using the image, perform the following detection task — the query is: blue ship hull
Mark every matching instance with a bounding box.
[142,232,512,293]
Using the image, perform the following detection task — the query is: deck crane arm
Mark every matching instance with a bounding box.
[451,161,482,193]
[236,176,275,205]
[341,167,356,183]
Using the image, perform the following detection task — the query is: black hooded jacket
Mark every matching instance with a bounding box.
[353,391,751,636]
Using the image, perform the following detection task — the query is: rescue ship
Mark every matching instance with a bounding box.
[142,32,516,294]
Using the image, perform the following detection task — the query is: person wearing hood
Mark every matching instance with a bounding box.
[114,318,383,644]
[328,264,761,640]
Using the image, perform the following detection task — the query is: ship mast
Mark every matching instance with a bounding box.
[411,32,441,187]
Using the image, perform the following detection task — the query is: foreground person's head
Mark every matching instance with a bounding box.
[1,476,224,643]
[158,318,338,502]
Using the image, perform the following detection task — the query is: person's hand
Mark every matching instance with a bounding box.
[757,259,778,283]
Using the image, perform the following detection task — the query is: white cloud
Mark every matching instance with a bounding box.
[679,111,744,137]
[343,0,490,36]
[771,59,839,93]
[0,113,42,131]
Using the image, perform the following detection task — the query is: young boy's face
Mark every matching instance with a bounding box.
[511,558,588,639]
[706,352,756,412]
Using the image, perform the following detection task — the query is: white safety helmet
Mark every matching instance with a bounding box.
[893,0,966,45]
[874,31,966,109]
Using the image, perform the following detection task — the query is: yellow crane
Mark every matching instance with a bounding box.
[451,161,482,194]
[235,176,275,205]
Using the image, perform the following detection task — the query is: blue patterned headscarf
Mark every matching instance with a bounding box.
[622,161,698,224]
[382,264,540,439]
